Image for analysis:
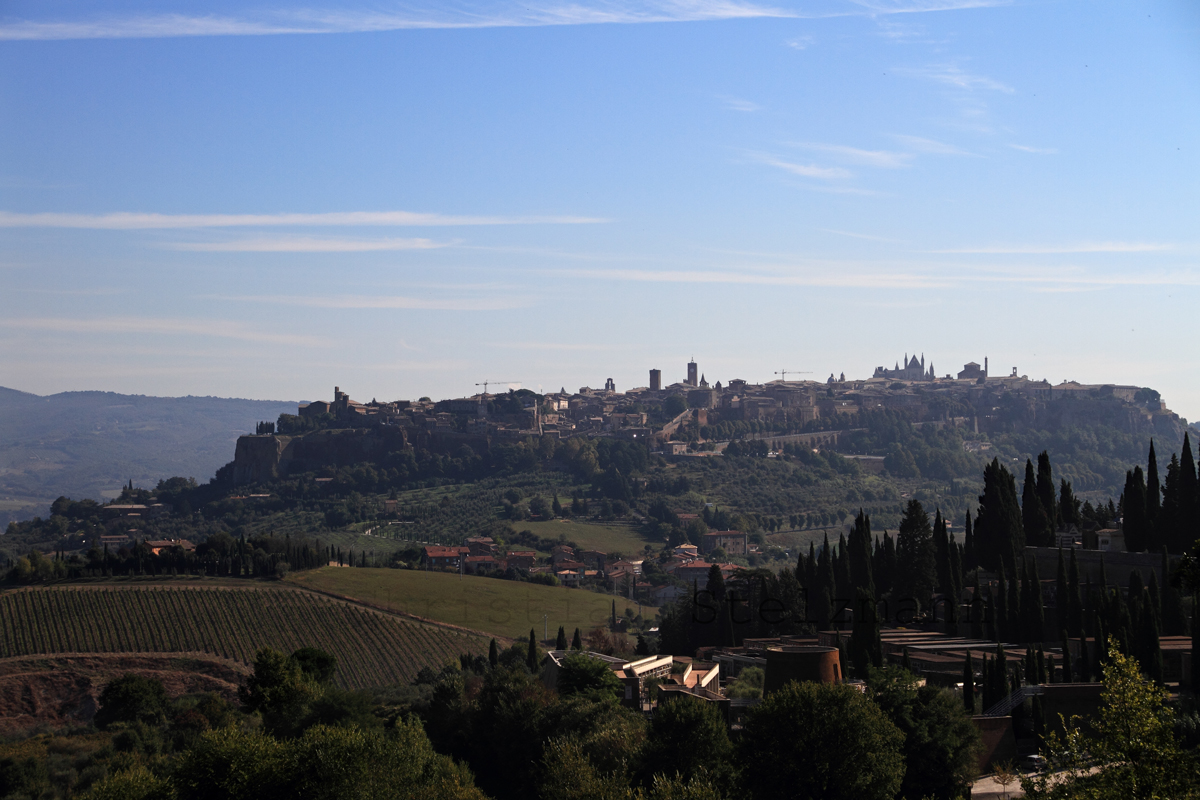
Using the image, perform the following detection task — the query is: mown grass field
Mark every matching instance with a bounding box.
[0,584,489,689]
[287,567,656,642]
[514,519,657,556]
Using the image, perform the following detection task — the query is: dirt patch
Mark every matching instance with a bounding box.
[0,653,249,736]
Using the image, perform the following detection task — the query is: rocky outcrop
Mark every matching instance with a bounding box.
[230,427,411,484]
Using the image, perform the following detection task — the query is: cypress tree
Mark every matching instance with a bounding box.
[1059,479,1080,527]
[1037,451,1060,533]
[611,599,618,629]
[488,638,499,668]
[880,532,898,597]
[1147,440,1161,545]
[818,534,834,599]
[526,629,539,672]
[934,508,950,594]
[805,541,817,589]
[996,563,1009,642]
[902,646,912,673]
[1122,468,1148,552]
[1028,557,1045,644]
[896,499,937,612]
[1056,548,1068,641]
[1023,459,1051,547]
[963,651,976,714]
[571,627,582,650]
[849,510,875,596]
[1077,626,1092,682]
[970,572,984,640]
[976,458,1024,572]
[849,586,881,679]
[835,533,853,601]
[964,510,976,571]
[1161,453,1183,553]
[1036,647,1047,684]
[980,655,992,709]
[949,533,964,620]
[986,593,998,642]
[1068,548,1083,638]
[555,626,568,651]
[1182,434,1200,550]
[1047,652,1056,683]
[995,643,1010,704]
[1061,630,1073,683]
[817,534,835,629]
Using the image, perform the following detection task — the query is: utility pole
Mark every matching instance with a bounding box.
[543,614,548,643]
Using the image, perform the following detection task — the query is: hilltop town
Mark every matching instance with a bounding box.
[231,354,1186,484]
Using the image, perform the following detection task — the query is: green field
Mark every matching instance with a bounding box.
[0,584,489,689]
[287,567,655,642]
[514,519,656,556]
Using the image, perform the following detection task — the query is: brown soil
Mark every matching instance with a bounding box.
[0,652,249,735]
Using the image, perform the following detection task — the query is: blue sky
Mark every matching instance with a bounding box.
[2,0,1199,418]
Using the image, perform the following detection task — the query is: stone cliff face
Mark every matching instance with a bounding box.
[230,427,411,485]
[232,435,289,484]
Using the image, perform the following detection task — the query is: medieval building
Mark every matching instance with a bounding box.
[873,354,935,382]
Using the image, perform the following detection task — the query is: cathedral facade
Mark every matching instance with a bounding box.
[873,353,935,382]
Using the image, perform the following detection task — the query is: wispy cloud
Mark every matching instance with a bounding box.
[552,260,1200,291]
[167,236,448,252]
[0,2,797,41]
[559,267,950,288]
[896,64,1014,93]
[0,210,605,229]
[890,134,977,156]
[790,142,911,168]
[0,317,323,346]
[755,155,852,180]
[1009,143,1058,155]
[784,34,814,49]
[213,294,531,311]
[720,95,761,112]
[930,243,1173,254]
[851,0,1009,14]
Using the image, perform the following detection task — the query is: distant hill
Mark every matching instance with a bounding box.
[0,387,296,525]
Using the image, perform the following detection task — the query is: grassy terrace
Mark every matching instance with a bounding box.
[287,566,656,643]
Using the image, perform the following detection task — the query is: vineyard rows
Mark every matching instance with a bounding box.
[0,586,490,689]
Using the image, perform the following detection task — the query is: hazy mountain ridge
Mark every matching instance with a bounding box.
[0,387,296,525]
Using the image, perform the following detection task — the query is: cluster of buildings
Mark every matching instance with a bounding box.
[288,352,1182,453]
[419,533,748,603]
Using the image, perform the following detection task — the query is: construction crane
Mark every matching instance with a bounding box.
[774,370,812,382]
[475,380,520,395]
